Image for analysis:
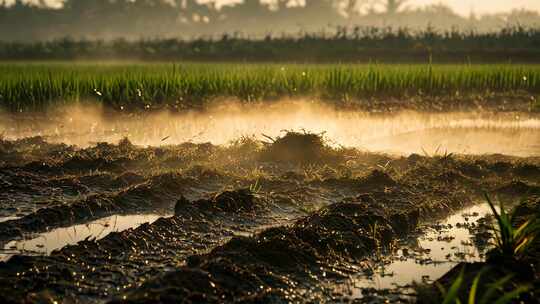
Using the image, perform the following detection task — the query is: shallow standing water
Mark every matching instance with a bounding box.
[353,204,491,291]
[1,102,539,157]
[0,214,163,262]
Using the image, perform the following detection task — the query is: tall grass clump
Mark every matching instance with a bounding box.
[484,194,540,261]
[434,267,531,304]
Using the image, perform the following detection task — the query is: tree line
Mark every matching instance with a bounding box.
[0,0,539,41]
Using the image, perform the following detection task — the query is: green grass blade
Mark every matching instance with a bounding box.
[468,269,487,304]
[492,285,530,304]
[479,274,514,304]
[443,268,465,304]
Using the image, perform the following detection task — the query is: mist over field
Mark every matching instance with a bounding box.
[1,0,540,40]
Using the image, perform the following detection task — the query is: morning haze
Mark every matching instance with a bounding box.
[1,0,540,40]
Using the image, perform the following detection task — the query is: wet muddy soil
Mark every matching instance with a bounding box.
[0,125,539,303]
[331,203,493,302]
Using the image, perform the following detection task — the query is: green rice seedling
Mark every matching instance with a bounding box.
[484,194,539,260]
[0,63,538,111]
[436,267,530,304]
[248,179,262,194]
[531,96,540,112]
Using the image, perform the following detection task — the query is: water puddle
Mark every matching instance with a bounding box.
[0,214,164,262]
[0,216,20,223]
[339,203,494,301]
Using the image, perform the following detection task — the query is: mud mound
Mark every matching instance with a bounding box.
[175,189,257,215]
[512,196,540,221]
[183,165,225,181]
[0,136,74,166]
[259,131,342,164]
[294,201,413,258]
[113,171,146,187]
[514,163,540,179]
[52,171,145,193]
[315,169,397,192]
[357,169,397,191]
[115,196,420,303]
[494,180,540,197]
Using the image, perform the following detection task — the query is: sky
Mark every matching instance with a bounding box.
[207,0,540,15]
[407,0,540,15]
[9,0,540,16]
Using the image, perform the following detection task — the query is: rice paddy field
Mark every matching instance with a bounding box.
[0,60,540,304]
[0,62,539,111]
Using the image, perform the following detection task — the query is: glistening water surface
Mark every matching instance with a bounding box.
[1,101,539,156]
[0,214,163,262]
[327,203,495,303]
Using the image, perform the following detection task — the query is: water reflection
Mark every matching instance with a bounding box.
[353,204,492,292]
[1,101,539,157]
[0,216,20,223]
[0,214,163,262]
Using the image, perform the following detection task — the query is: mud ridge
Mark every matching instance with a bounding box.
[0,189,295,303]
[111,175,478,303]
[0,173,199,244]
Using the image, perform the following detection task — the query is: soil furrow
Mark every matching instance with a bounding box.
[0,189,304,303]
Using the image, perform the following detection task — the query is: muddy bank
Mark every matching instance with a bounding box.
[113,166,539,303]
[110,173,470,303]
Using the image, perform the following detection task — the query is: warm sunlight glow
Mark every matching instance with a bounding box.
[6,0,540,15]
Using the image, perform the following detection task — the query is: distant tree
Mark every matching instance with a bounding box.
[384,0,406,14]
[340,0,362,17]
[0,0,540,41]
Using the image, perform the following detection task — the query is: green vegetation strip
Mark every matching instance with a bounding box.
[0,63,538,111]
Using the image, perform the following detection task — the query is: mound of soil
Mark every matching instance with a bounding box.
[0,136,539,303]
[0,188,279,303]
[259,131,342,164]
[494,180,540,197]
[114,193,421,303]
[175,189,257,215]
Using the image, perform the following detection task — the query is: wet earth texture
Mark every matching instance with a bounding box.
[0,131,539,303]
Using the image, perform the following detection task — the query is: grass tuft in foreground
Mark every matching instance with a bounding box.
[436,266,530,304]
[485,194,540,262]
